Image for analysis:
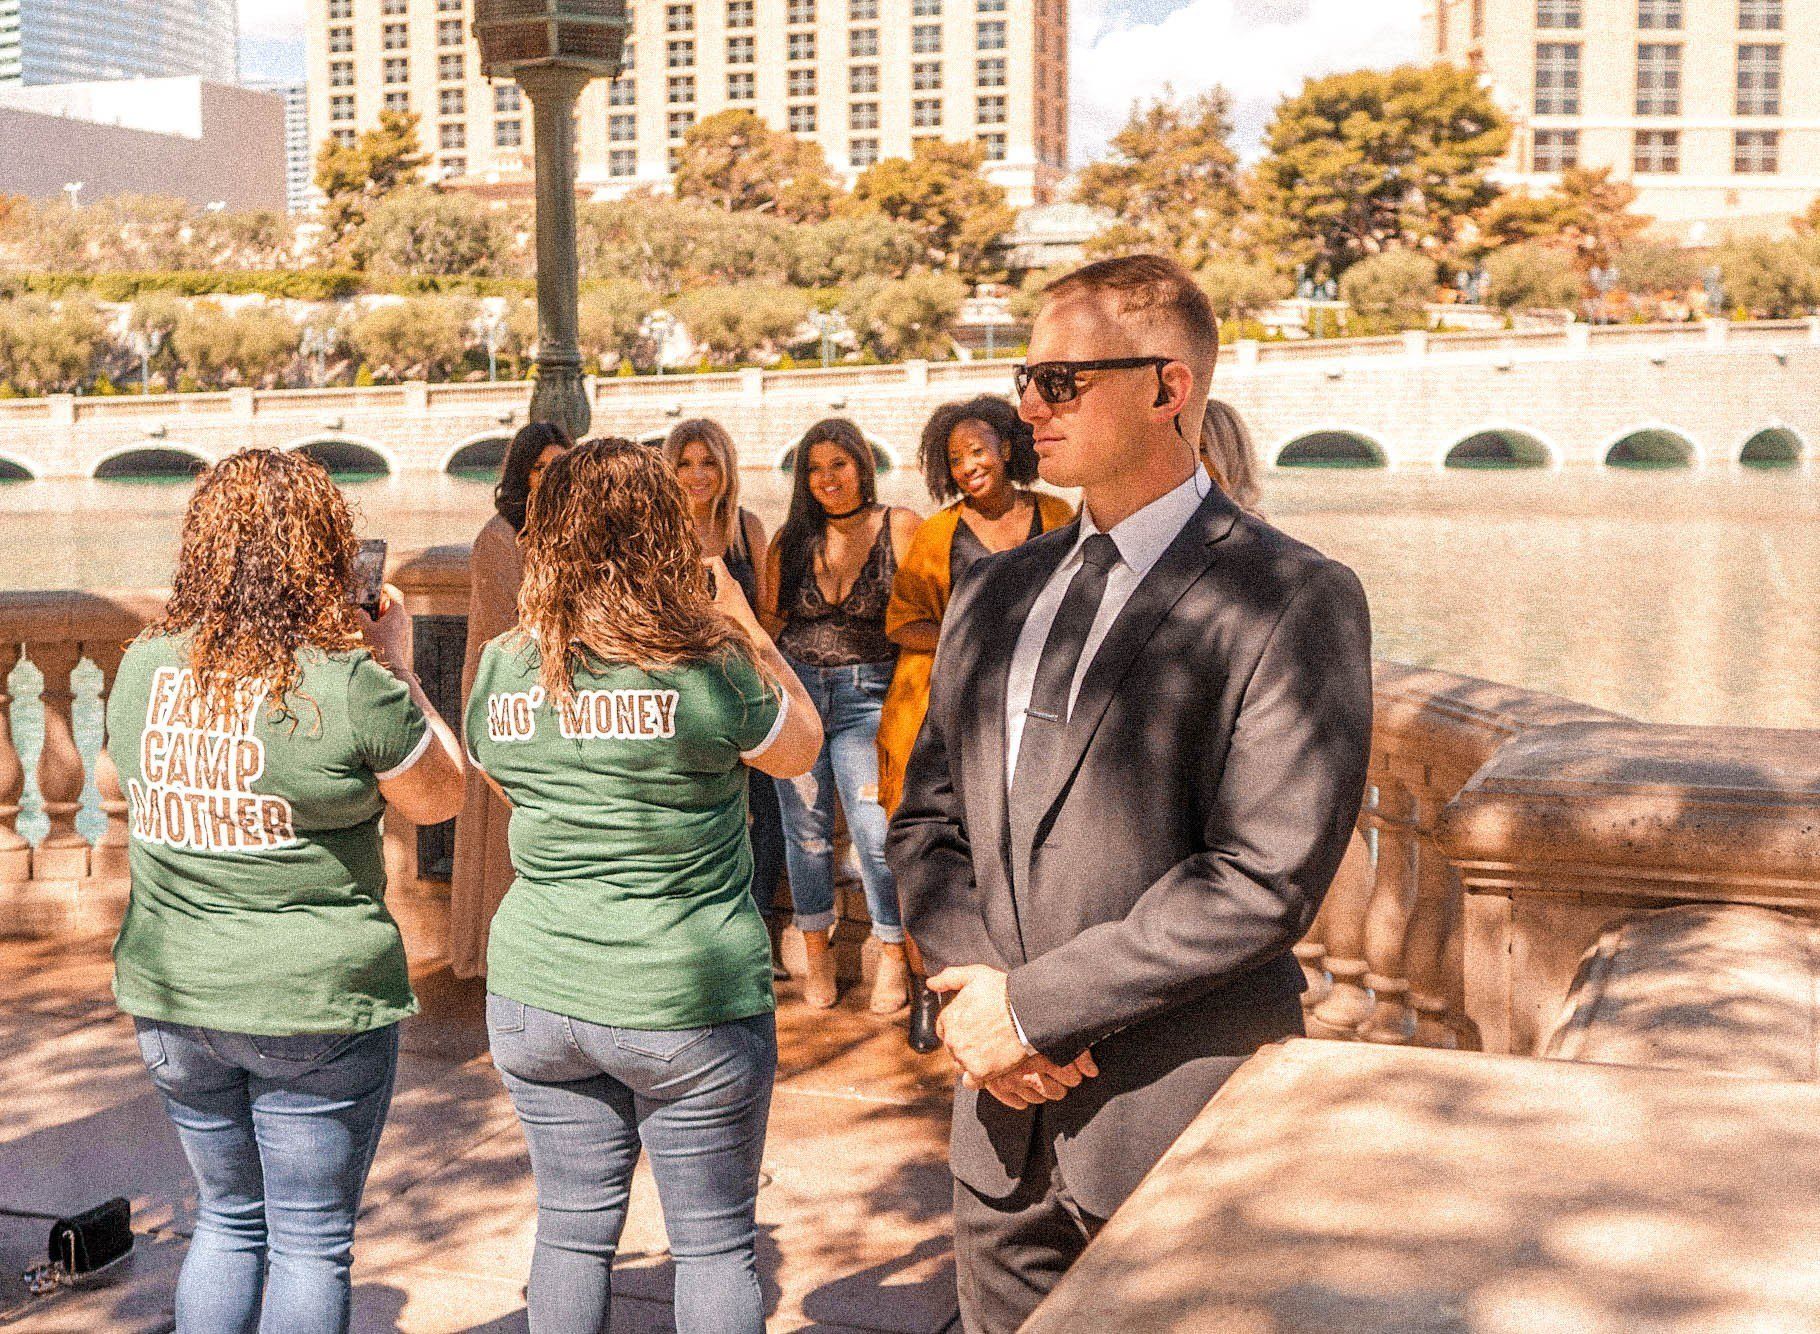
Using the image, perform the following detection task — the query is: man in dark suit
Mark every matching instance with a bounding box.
[886,254,1373,1332]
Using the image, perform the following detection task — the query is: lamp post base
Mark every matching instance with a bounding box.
[530,361,591,442]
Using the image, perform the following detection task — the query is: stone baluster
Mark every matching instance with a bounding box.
[1305,821,1378,1038]
[29,642,89,880]
[1293,909,1332,1010]
[1360,781,1420,1044]
[0,645,29,885]
[85,642,130,880]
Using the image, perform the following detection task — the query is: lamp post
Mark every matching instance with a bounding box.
[62,181,83,211]
[301,323,335,388]
[809,309,846,368]
[474,0,628,440]
[129,329,164,395]
[481,311,506,382]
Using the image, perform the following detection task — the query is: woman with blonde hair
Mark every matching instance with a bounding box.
[109,448,466,1333]
[1199,399,1262,511]
[663,418,787,963]
[467,439,822,1334]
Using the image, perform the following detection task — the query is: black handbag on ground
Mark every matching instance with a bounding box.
[22,1198,133,1295]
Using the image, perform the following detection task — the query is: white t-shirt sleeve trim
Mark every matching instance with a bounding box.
[739,686,791,762]
[375,725,434,782]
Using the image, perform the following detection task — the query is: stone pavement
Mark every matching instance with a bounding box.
[0,929,960,1333]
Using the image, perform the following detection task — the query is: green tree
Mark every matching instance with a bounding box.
[673,110,839,221]
[1255,64,1510,277]
[840,270,967,360]
[0,296,107,393]
[1337,250,1438,326]
[1714,238,1820,318]
[1195,257,1292,323]
[1615,242,1698,297]
[1484,243,1582,311]
[780,213,924,288]
[350,187,512,277]
[852,140,1015,277]
[314,110,429,248]
[672,284,811,363]
[346,294,478,380]
[1074,89,1243,270]
[579,280,657,370]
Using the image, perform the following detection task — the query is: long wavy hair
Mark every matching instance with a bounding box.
[494,420,573,533]
[662,417,743,556]
[917,395,1038,502]
[774,417,877,610]
[149,448,367,726]
[516,437,757,707]
[1200,400,1262,512]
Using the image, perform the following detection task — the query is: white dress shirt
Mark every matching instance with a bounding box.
[1003,470,1209,788]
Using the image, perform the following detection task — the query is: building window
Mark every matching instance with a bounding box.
[789,68,817,96]
[440,122,466,150]
[1737,44,1781,115]
[787,31,816,60]
[978,0,1006,10]
[850,100,879,129]
[609,76,635,105]
[913,60,942,90]
[788,0,816,22]
[727,0,754,24]
[666,3,694,29]
[850,64,878,93]
[495,84,521,113]
[1533,128,1579,170]
[439,0,463,10]
[330,61,355,87]
[1635,43,1680,115]
[1637,0,1681,29]
[329,27,353,53]
[727,34,754,61]
[385,91,411,112]
[1535,0,1579,25]
[382,0,407,12]
[495,119,523,147]
[975,20,1005,49]
[976,56,1005,85]
[622,42,635,68]
[328,0,351,18]
[383,23,408,50]
[1534,42,1580,115]
[914,23,942,52]
[384,57,410,84]
[1734,129,1779,173]
[668,109,695,137]
[979,132,1005,160]
[1634,129,1679,173]
[912,97,941,127]
[976,93,1005,123]
[1739,0,1782,30]
[913,0,941,14]
[667,39,695,66]
[608,112,636,141]
[440,156,466,176]
[727,70,755,98]
[438,19,464,45]
[850,137,878,167]
[439,52,465,80]
[788,104,817,133]
[850,27,878,56]
[330,94,355,122]
[439,87,464,115]
[610,148,637,176]
[850,0,877,17]
[668,74,696,102]
[333,128,358,146]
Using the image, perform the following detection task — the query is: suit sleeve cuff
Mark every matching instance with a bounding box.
[1006,994,1037,1056]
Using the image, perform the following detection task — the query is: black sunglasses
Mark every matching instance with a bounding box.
[1014,357,1171,406]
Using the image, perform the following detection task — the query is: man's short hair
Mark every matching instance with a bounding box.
[1041,254,1219,371]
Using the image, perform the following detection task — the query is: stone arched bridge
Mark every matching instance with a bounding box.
[0,319,1815,481]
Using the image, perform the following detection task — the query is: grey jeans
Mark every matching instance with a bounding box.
[485,996,777,1334]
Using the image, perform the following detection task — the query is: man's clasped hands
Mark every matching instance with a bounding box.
[926,964,1097,1110]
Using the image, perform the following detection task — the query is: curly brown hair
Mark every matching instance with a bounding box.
[149,448,367,726]
[517,437,758,708]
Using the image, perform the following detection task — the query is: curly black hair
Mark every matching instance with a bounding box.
[917,395,1038,502]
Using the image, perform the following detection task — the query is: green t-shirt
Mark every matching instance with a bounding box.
[107,633,429,1035]
[466,634,785,1031]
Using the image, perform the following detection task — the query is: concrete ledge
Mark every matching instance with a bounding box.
[1027,1039,1820,1333]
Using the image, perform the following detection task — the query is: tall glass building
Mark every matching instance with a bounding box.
[0,0,238,86]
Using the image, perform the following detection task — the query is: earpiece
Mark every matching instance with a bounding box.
[1153,383,1170,408]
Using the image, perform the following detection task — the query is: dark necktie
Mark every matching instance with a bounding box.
[1010,532,1121,807]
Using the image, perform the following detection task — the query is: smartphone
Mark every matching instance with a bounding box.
[351,538,387,616]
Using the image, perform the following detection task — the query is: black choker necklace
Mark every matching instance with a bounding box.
[824,501,871,521]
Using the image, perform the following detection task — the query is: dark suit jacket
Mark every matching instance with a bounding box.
[886,483,1372,1219]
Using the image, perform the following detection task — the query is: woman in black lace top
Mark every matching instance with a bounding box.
[761,419,921,1013]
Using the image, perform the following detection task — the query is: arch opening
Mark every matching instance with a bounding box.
[289,439,392,478]
[94,448,208,481]
[1739,427,1803,468]
[1276,431,1387,469]
[777,441,897,473]
[1605,428,1695,470]
[1444,429,1551,470]
[0,457,33,483]
[446,435,513,477]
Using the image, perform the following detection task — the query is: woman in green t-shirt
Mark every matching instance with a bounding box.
[466,439,822,1334]
[108,449,466,1334]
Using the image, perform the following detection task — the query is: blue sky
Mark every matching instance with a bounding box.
[236,0,1423,161]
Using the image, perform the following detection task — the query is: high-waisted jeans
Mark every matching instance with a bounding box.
[487,996,777,1334]
[772,658,905,944]
[132,1019,399,1334]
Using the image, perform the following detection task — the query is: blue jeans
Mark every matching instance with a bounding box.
[487,996,777,1334]
[131,1019,399,1334]
[772,659,905,944]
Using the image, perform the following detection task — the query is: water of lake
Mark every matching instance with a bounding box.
[4,464,1815,729]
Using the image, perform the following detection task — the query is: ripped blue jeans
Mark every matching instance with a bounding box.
[771,659,904,944]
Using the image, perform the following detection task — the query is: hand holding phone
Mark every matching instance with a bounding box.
[351,538,387,617]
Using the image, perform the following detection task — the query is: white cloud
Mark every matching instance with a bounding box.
[1071,0,1425,166]
[239,0,307,42]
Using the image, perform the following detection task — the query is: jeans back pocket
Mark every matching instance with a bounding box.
[250,1032,357,1065]
[485,994,527,1034]
[613,1026,712,1062]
